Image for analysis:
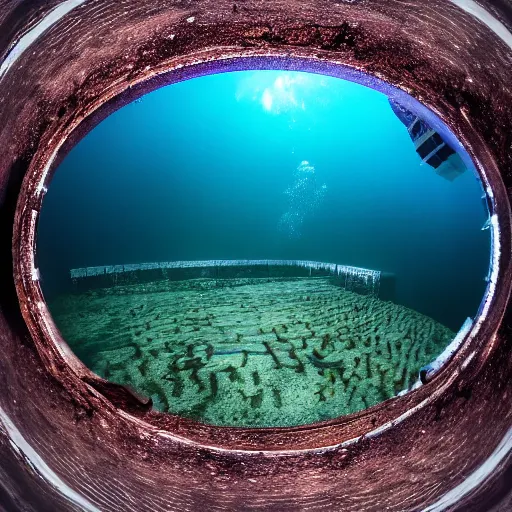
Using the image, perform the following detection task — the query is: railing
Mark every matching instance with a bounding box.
[69,259,382,297]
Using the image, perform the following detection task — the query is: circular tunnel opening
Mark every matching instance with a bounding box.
[35,69,491,428]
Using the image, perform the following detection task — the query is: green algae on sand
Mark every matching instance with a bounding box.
[50,276,454,427]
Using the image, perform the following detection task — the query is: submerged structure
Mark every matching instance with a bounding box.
[70,259,385,296]
[389,99,467,181]
[55,260,450,427]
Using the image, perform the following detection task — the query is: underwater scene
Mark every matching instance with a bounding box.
[38,71,491,427]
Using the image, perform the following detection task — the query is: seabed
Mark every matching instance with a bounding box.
[51,273,454,427]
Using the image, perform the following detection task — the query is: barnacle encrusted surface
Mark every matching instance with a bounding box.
[50,277,454,427]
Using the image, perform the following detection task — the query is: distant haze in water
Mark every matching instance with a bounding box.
[38,70,490,331]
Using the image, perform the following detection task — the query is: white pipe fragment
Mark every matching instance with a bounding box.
[419,316,474,383]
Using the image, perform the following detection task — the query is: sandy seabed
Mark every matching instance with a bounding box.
[51,277,454,427]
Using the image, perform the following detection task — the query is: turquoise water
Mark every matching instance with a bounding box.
[38,70,490,331]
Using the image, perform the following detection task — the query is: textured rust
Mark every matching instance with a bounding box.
[0,0,511,510]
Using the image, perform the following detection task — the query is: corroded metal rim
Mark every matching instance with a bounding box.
[12,50,508,451]
[1,1,512,509]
